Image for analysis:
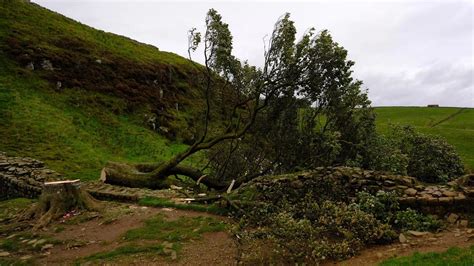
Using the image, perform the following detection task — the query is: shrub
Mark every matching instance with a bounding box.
[356,191,441,232]
[406,134,465,183]
[369,125,465,183]
[356,191,400,224]
[244,200,395,263]
[234,170,443,264]
[394,208,442,232]
[364,135,409,175]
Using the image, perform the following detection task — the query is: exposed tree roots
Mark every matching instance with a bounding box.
[20,180,102,230]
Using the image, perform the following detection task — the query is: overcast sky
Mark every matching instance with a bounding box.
[33,0,473,107]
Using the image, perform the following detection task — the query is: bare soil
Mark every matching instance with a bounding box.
[32,203,238,265]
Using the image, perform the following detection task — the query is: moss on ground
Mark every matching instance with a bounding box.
[0,198,36,220]
[138,197,228,215]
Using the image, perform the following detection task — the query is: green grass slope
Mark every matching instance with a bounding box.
[0,0,205,181]
[375,107,474,170]
[0,54,203,181]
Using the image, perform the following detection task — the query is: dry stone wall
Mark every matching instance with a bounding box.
[0,152,179,201]
[236,166,474,214]
[1,152,473,215]
[0,152,62,200]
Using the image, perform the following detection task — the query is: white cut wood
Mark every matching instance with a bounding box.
[100,168,107,182]
[196,175,207,185]
[170,185,183,190]
[226,179,236,194]
[44,179,80,185]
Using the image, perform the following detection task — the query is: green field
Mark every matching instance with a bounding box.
[375,107,474,170]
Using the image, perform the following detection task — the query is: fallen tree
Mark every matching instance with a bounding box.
[101,161,226,190]
[101,10,377,191]
[101,10,297,190]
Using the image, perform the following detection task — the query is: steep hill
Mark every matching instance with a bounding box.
[375,107,474,170]
[0,0,206,181]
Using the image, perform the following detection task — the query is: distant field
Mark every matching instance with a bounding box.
[375,107,474,171]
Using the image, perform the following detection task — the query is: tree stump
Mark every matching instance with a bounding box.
[21,180,102,229]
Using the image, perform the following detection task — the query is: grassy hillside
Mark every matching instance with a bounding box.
[375,107,474,170]
[0,1,206,181]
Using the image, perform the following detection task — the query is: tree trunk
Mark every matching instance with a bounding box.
[101,162,228,190]
[99,162,168,189]
[21,180,102,229]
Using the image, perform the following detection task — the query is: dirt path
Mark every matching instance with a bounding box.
[324,227,474,266]
[36,203,238,265]
[39,205,159,264]
[162,231,237,266]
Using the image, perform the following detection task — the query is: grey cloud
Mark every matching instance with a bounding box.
[32,0,474,107]
[363,62,473,107]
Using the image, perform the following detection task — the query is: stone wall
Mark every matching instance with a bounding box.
[0,152,179,202]
[1,152,473,215]
[0,152,62,200]
[235,166,474,214]
[333,166,473,211]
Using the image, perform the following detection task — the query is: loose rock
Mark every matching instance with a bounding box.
[0,251,10,257]
[459,220,469,227]
[447,213,459,224]
[41,244,54,251]
[407,230,428,237]
[26,62,34,70]
[33,239,46,247]
[405,188,417,196]
[399,233,407,243]
[41,59,53,70]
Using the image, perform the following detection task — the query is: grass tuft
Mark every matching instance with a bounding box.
[78,213,226,263]
[80,244,165,262]
[124,214,226,242]
[138,197,228,215]
[379,245,474,266]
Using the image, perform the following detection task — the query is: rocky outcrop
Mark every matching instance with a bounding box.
[0,152,62,200]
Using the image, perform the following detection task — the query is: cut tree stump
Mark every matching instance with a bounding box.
[21,179,102,229]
